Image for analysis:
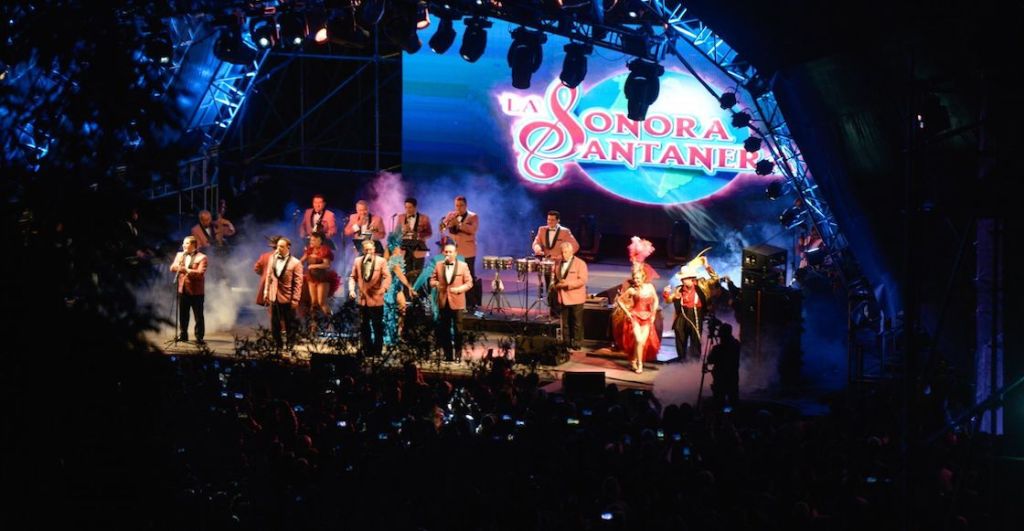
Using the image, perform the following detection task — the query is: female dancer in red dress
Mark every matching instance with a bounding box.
[300,232,339,320]
[616,267,661,373]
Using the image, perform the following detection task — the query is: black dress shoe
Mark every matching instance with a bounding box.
[177,336,189,342]
[195,339,206,346]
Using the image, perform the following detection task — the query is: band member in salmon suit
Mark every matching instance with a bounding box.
[439,195,479,307]
[430,242,473,361]
[349,239,391,357]
[531,210,579,316]
[551,241,588,350]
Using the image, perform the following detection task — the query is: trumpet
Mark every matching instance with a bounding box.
[439,211,457,233]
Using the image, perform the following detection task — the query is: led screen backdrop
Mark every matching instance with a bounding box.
[403,19,787,261]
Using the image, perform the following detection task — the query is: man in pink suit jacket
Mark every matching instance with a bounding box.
[258,238,304,349]
[531,210,580,259]
[430,243,474,361]
[300,194,338,248]
[396,197,432,274]
[531,210,580,316]
[551,242,589,349]
[349,239,391,357]
[343,199,386,254]
[170,236,208,343]
[191,210,235,250]
[439,195,480,307]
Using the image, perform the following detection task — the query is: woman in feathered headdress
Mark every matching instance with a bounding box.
[383,230,417,344]
[612,237,662,372]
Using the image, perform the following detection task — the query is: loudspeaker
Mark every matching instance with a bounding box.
[741,269,784,289]
[563,371,605,395]
[583,305,613,341]
[576,214,597,250]
[515,335,569,366]
[742,244,787,271]
[666,220,692,265]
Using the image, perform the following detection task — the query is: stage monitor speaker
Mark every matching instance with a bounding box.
[563,371,605,395]
[515,335,569,366]
[742,244,787,271]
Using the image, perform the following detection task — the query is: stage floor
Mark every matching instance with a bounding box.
[152,261,831,416]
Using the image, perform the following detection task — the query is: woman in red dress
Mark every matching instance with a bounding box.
[300,232,339,320]
[616,267,661,373]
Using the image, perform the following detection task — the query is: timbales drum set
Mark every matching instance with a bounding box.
[481,255,556,317]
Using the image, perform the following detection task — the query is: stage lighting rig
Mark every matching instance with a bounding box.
[460,17,492,63]
[250,16,278,49]
[731,111,751,128]
[718,91,737,109]
[766,180,785,200]
[214,18,256,65]
[278,12,309,48]
[560,42,592,88]
[623,57,663,121]
[359,0,387,27]
[743,136,763,152]
[779,206,805,229]
[755,159,775,176]
[508,26,547,89]
[430,16,457,54]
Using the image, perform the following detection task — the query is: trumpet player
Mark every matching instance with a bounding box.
[343,199,386,254]
[396,197,432,274]
[439,195,479,308]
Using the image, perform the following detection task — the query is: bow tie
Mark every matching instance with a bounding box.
[276,255,287,260]
[445,262,454,266]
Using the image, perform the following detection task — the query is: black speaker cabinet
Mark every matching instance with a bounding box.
[563,371,605,395]
[741,268,784,289]
[515,335,569,366]
[742,244,787,271]
[583,305,614,341]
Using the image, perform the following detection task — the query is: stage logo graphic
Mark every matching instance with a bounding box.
[498,70,766,204]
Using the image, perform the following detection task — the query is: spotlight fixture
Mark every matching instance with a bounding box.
[560,42,592,89]
[507,26,546,89]
[779,206,805,229]
[755,159,775,176]
[278,12,308,48]
[250,16,278,49]
[623,57,664,121]
[429,17,456,54]
[743,136,762,152]
[145,31,173,64]
[731,111,751,128]
[766,180,784,200]
[460,17,491,63]
[214,23,256,65]
[415,1,431,29]
[718,91,737,109]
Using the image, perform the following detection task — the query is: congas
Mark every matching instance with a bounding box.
[497,256,514,270]
[482,256,498,270]
[515,258,533,274]
[537,260,555,275]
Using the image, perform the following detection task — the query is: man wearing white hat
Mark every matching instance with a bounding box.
[663,255,718,361]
